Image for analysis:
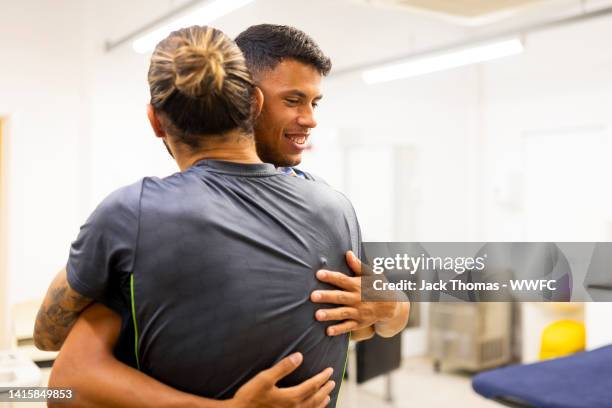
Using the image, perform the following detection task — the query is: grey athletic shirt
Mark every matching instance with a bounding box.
[67,160,361,406]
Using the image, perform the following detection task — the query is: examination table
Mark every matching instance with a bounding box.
[472,344,612,408]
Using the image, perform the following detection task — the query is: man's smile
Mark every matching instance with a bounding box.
[284,132,310,147]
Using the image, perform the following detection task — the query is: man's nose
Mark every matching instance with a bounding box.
[297,106,317,128]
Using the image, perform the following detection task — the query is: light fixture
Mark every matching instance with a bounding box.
[132,0,255,54]
[362,38,524,84]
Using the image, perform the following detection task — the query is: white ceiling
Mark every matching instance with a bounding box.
[382,0,547,17]
[347,0,550,21]
[96,0,467,72]
[94,0,612,71]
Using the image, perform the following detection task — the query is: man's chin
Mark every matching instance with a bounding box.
[284,155,302,168]
[270,152,302,168]
[256,147,301,167]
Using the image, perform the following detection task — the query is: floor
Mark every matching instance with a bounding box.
[1,358,498,408]
[338,357,499,408]
[0,368,50,408]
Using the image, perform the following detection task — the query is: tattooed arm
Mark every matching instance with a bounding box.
[34,268,92,351]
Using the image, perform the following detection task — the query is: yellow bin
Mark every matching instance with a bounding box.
[539,320,585,360]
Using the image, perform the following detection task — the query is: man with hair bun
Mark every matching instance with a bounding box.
[35,24,408,408]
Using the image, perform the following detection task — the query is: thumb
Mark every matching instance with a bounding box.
[264,352,303,384]
[346,251,362,276]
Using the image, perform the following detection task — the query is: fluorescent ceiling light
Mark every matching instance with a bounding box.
[132,0,255,54]
[362,38,524,84]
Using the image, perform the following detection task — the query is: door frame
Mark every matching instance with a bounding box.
[0,115,11,348]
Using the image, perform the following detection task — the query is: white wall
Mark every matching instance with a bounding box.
[0,0,91,311]
[483,15,612,242]
[586,303,612,349]
[481,13,612,352]
[316,69,478,242]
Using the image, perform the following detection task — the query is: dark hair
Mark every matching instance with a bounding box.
[235,24,332,79]
[148,26,255,148]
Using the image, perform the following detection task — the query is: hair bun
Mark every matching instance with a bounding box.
[148,25,255,138]
[173,44,226,98]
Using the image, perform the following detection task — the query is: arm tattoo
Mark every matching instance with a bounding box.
[34,270,92,351]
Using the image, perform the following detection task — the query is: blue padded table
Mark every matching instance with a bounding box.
[472,345,612,408]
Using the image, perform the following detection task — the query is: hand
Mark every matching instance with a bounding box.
[350,326,376,341]
[231,352,335,408]
[311,251,400,336]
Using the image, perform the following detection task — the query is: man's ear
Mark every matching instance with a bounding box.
[253,87,264,118]
[146,104,166,138]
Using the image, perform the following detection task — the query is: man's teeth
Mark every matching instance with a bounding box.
[287,135,307,145]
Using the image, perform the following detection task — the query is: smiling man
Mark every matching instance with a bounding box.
[237,25,324,169]
[254,59,320,166]
[36,24,409,407]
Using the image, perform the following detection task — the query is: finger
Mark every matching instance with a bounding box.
[301,380,335,408]
[346,251,362,276]
[284,367,333,400]
[311,290,358,305]
[315,307,358,322]
[262,352,303,384]
[327,320,359,336]
[315,396,331,408]
[315,270,356,291]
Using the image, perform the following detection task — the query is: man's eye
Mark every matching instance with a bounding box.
[312,102,319,109]
[285,99,299,104]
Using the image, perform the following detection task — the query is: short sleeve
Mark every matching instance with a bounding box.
[346,203,362,259]
[333,191,362,260]
[66,181,143,307]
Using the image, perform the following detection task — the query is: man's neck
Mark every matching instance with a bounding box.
[173,132,262,171]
